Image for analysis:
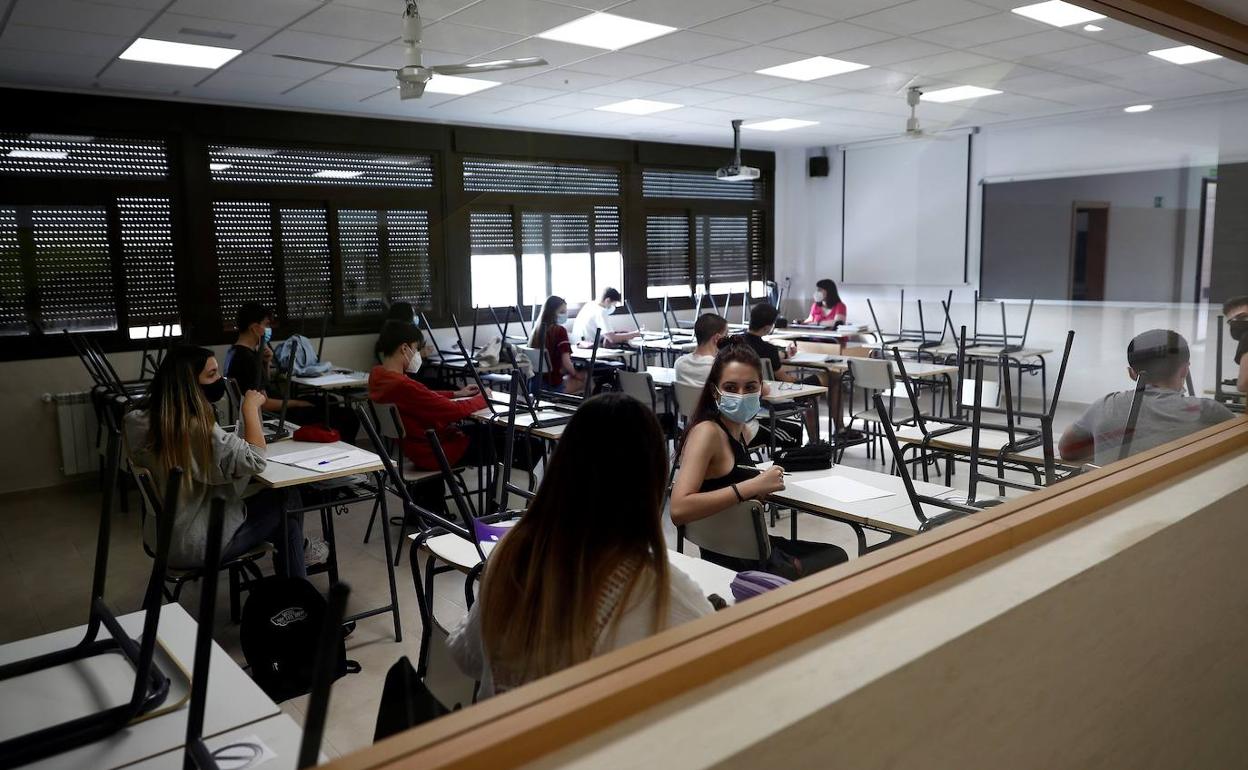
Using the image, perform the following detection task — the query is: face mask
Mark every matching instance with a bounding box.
[201,378,226,404]
[405,347,423,374]
[261,327,273,345]
[602,303,615,315]
[556,312,568,325]
[814,290,826,302]
[1230,318,1248,342]
[717,390,761,424]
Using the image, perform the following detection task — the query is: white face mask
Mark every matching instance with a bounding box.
[602,302,615,315]
[405,346,423,374]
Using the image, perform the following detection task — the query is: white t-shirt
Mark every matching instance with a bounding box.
[572,302,613,343]
[1070,386,1234,466]
[674,352,715,386]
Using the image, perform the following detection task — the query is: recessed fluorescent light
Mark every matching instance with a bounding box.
[312,170,362,179]
[28,133,95,143]
[742,118,819,132]
[536,12,676,50]
[1148,45,1221,64]
[1083,24,1103,31]
[756,56,868,81]
[209,162,232,171]
[595,99,682,115]
[1123,104,1153,113]
[8,149,69,159]
[423,74,499,95]
[921,85,1003,103]
[119,37,241,69]
[1011,1,1105,28]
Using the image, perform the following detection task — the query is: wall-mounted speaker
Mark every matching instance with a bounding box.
[808,156,830,177]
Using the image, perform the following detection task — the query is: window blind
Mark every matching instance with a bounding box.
[213,201,277,330]
[338,209,384,317]
[642,168,762,201]
[463,157,620,196]
[470,210,515,255]
[278,207,333,319]
[208,145,434,188]
[549,213,589,253]
[696,214,750,286]
[386,209,432,310]
[31,207,117,332]
[645,215,691,294]
[117,198,179,327]
[594,206,619,252]
[0,208,25,334]
[0,133,168,178]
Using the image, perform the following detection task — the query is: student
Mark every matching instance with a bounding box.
[447,393,712,696]
[669,344,848,575]
[529,295,585,394]
[1223,295,1248,393]
[802,279,847,328]
[1059,329,1235,466]
[674,313,729,386]
[125,346,307,576]
[572,288,639,348]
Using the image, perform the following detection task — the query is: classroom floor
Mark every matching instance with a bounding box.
[0,398,1085,760]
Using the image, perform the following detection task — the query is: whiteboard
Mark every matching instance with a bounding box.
[843,138,970,285]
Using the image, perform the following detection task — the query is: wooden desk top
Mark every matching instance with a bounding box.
[258,438,383,488]
[469,407,568,440]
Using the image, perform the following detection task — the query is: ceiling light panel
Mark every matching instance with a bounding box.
[536,12,676,51]
[921,85,1003,102]
[1123,104,1153,113]
[756,56,869,81]
[1011,1,1106,28]
[1148,45,1222,64]
[118,37,241,69]
[595,99,682,115]
[423,74,500,95]
[742,118,819,131]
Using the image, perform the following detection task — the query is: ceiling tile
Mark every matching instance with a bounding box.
[1040,82,1147,106]
[700,72,796,94]
[1037,43,1137,70]
[143,13,278,50]
[696,46,805,73]
[191,70,306,97]
[611,0,758,30]
[213,51,333,79]
[167,0,323,27]
[314,65,397,90]
[836,37,949,66]
[291,5,405,42]
[754,81,846,102]
[913,12,1046,48]
[284,77,385,101]
[1189,58,1248,84]
[700,93,825,118]
[813,109,901,129]
[99,59,209,88]
[93,0,169,8]
[767,22,894,56]
[820,66,914,92]
[1112,67,1239,98]
[0,47,110,77]
[12,0,155,37]
[937,61,1039,88]
[775,0,897,20]
[622,30,742,63]
[0,24,130,59]
[443,0,585,36]
[892,50,998,76]
[352,44,461,68]
[477,38,601,71]
[542,0,622,9]
[694,6,834,45]
[488,83,572,103]
[978,92,1069,115]
[1110,32,1186,54]
[652,105,740,127]
[642,63,738,87]
[651,86,745,105]
[580,78,677,97]
[257,30,381,62]
[849,0,997,36]
[494,102,582,120]
[428,95,523,115]
[420,22,524,56]
[815,91,913,115]
[510,67,615,91]
[1002,71,1103,96]
[565,52,673,78]
[538,90,623,108]
[331,0,472,21]
[1066,54,1167,78]
[969,30,1088,59]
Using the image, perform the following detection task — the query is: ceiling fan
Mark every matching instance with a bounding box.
[898,83,959,141]
[273,0,548,99]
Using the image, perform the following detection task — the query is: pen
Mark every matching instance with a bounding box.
[737,464,789,476]
[317,454,351,466]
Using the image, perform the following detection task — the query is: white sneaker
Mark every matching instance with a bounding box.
[304,536,330,566]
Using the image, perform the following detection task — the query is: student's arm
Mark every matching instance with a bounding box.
[823,302,847,326]
[241,390,267,449]
[560,351,577,377]
[1238,356,1248,394]
[446,598,486,680]
[400,380,487,424]
[669,424,784,526]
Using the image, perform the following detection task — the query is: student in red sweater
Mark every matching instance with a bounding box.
[370,320,489,470]
[529,295,585,394]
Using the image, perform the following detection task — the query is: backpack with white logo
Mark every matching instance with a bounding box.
[240,576,359,702]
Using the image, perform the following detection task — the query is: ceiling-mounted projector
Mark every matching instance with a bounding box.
[717,119,760,182]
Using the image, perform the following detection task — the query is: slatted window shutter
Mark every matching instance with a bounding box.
[594,206,619,252]
[645,215,692,298]
[208,146,434,188]
[278,207,333,320]
[696,214,750,290]
[463,157,619,196]
[0,208,25,334]
[642,168,762,202]
[30,207,117,332]
[470,210,515,255]
[0,133,167,178]
[386,209,432,310]
[748,209,766,288]
[213,202,277,330]
[117,198,179,328]
[339,209,385,317]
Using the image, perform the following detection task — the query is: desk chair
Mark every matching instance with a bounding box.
[675,500,769,570]
[1118,377,1149,463]
[1214,316,1246,412]
[847,355,916,462]
[0,422,174,770]
[760,358,815,451]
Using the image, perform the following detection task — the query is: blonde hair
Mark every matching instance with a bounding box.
[146,346,217,488]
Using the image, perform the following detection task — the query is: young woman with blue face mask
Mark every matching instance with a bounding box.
[670,344,848,575]
[529,295,585,394]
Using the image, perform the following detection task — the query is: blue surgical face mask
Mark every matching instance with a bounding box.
[556,312,568,325]
[717,389,761,423]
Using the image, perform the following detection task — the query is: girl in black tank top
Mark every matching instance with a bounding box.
[699,420,757,493]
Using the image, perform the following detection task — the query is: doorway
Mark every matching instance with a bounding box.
[1070,202,1109,301]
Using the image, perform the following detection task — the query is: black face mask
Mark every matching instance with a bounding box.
[1229,318,1248,342]
[202,378,227,404]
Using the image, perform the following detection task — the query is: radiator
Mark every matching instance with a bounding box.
[51,391,100,477]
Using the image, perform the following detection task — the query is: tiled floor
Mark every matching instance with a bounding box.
[0,397,1083,760]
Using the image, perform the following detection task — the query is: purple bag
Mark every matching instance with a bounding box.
[730,570,792,602]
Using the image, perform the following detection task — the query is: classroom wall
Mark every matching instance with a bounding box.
[520,446,1248,770]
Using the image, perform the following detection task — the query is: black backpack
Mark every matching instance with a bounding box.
[240,576,359,702]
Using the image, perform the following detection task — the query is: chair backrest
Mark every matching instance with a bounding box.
[1119,376,1149,462]
[674,382,704,422]
[682,500,769,566]
[132,466,163,560]
[516,343,549,379]
[616,370,657,411]
[372,402,406,441]
[219,378,242,426]
[848,356,894,393]
[760,357,776,382]
[872,394,978,529]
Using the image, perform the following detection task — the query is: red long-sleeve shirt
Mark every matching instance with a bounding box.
[368,366,487,469]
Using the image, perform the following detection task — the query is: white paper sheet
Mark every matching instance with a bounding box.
[792,475,895,503]
[292,450,378,472]
[787,351,831,365]
[294,372,364,386]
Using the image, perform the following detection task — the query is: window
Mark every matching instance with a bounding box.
[643,167,763,202]
[463,157,619,196]
[698,212,766,297]
[213,201,278,330]
[469,210,518,309]
[278,207,333,319]
[339,208,433,316]
[118,198,179,329]
[208,145,434,188]
[644,214,692,299]
[0,133,168,178]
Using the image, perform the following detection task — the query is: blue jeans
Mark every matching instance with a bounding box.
[223,488,306,578]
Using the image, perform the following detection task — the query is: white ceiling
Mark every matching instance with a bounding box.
[1,0,1246,149]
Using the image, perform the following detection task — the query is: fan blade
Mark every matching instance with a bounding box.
[273,54,396,73]
[430,57,547,76]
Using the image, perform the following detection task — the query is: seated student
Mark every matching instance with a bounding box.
[1223,295,1248,393]
[572,288,639,348]
[669,344,848,576]
[802,279,847,328]
[448,392,712,697]
[530,295,585,394]
[226,301,359,439]
[1059,329,1235,466]
[125,346,306,576]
